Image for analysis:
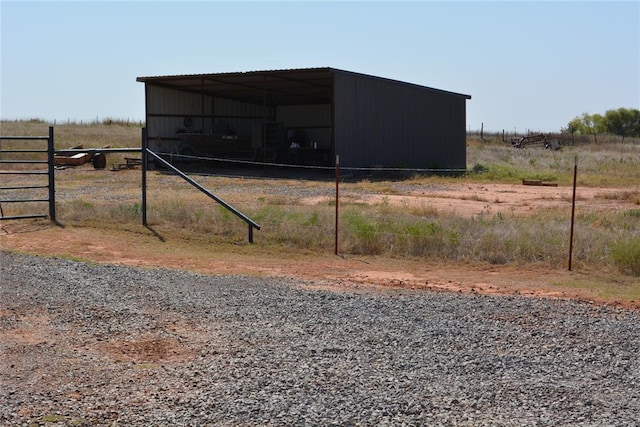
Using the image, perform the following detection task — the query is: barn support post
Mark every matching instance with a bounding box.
[141,127,148,227]
[262,77,267,172]
[47,126,56,222]
[201,78,205,134]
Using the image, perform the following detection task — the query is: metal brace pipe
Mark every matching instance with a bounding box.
[145,149,260,243]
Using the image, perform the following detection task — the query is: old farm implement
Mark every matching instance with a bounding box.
[511,134,560,150]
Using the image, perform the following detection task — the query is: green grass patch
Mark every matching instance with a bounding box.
[610,238,640,276]
[627,209,640,218]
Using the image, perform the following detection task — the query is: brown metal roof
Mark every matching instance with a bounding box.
[136,67,471,106]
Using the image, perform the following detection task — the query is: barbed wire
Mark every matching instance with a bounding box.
[155,152,468,174]
[154,152,639,179]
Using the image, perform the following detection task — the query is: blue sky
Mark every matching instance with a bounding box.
[1,1,638,132]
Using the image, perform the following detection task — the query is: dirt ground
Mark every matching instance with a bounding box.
[2,182,638,310]
[304,181,636,218]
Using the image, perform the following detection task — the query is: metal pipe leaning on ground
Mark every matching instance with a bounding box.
[143,148,261,244]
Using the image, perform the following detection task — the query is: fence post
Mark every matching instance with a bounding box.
[48,126,56,222]
[335,155,339,256]
[568,155,578,271]
[141,127,147,226]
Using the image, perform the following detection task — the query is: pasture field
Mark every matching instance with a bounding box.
[1,120,639,306]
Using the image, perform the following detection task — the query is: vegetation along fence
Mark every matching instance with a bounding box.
[0,127,260,243]
[2,124,638,276]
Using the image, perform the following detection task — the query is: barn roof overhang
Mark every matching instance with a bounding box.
[137,67,335,106]
[136,67,471,106]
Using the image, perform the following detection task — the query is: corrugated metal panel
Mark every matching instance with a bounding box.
[138,68,334,107]
[145,85,272,153]
[137,67,470,101]
[141,67,469,168]
[137,67,333,82]
[334,71,467,170]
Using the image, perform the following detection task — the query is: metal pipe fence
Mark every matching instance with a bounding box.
[0,127,55,220]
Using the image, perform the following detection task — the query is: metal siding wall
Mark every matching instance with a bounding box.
[212,96,269,138]
[333,74,358,167]
[145,85,271,153]
[354,78,378,166]
[146,86,203,140]
[411,90,457,169]
[334,72,467,170]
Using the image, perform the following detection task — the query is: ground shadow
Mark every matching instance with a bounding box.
[145,225,165,242]
[0,218,63,235]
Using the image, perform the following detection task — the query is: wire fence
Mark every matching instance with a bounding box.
[156,152,469,175]
[138,152,638,271]
[2,144,638,273]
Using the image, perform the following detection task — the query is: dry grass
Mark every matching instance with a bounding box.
[1,119,142,146]
[1,119,143,171]
[2,122,640,286]
[594,190,640,204]
[467,138,640,187]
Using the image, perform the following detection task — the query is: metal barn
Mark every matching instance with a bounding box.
[137,67,471,171]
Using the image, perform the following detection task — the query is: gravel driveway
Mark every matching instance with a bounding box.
[1,251,639,426]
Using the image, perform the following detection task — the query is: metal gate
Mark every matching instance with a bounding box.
[0,126,259,242]
[0,127,56,221]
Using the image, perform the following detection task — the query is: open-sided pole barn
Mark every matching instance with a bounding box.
[137,67,471,171]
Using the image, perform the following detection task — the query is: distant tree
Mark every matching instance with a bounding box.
[580,112,605,144]
[561,117,582,145]
[564,108,640,144]
[633,109,640,137]
[605,108,640,143]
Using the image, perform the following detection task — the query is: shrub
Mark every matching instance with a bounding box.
[111,203,141,221]
[610,238,640,276]
[342,210,384,254]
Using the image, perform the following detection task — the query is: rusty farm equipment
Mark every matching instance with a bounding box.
[511,134,560,150]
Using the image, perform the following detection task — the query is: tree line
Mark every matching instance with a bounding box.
[563,107,640,143]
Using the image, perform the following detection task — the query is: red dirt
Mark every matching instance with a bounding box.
[303,182,636,218]
[1,183,638,311]
[1,207,639,366]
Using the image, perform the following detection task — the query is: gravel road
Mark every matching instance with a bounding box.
[1,251,639,426]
